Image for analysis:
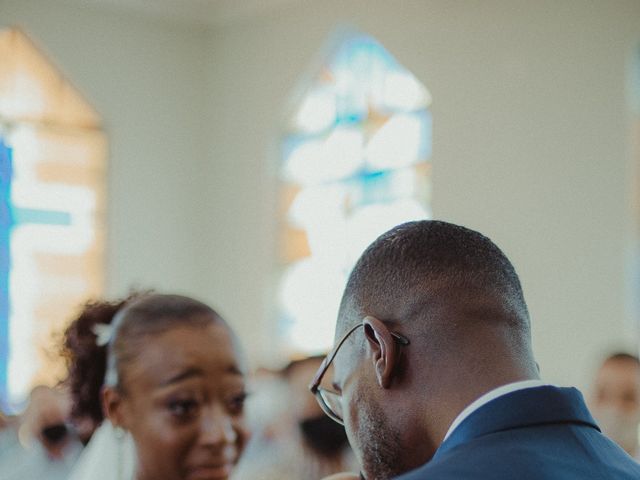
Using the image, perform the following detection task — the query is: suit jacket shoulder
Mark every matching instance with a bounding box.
[395,386,640,480]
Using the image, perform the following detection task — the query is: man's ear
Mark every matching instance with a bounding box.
[102,386,128,430]
[362,316,397,389]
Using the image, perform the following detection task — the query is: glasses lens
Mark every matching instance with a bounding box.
[318,388,343,424]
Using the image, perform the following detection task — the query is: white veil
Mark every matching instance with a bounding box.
[67,421,135,480]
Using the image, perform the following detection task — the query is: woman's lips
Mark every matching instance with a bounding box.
[187,463,233,480]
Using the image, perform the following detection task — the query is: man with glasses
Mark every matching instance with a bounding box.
[311,220,640,479]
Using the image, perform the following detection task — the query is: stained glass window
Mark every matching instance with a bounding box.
[278,33,432,354]
[0,29,106,409]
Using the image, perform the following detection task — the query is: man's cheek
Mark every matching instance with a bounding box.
[344,390,368,465]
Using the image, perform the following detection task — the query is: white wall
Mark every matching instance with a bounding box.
[0,0,209,297]
[1,0,638,393]
[201,0,640,391]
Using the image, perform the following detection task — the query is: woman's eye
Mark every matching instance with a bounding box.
[167,399,199,418]
[228,393,247,415]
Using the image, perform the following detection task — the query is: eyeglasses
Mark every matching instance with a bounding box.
[308,321,410,425]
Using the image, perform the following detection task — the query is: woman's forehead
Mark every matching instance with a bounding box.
[123,323,246,385]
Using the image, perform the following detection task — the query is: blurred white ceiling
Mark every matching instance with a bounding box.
[81,0,303,27]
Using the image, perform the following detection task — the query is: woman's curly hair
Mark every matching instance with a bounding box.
[60,293,141,429]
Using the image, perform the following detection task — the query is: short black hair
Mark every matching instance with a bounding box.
[340,220,530,334]
[605,352,640,366]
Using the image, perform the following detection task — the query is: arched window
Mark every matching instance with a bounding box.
[277,32,432,355]
[0,28,106,408]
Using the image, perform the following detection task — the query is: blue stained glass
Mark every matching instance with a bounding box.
[279,32,432,354]
[335,112,364,126]
[423,110,433,159]
[411,109,433,163]
[13,208,72,226]
[0,140,70,410]
[364,110,432,172]
[346,167,423,209]
[330,36,394,123]
[0,139,13,409]
[349,170,396,206]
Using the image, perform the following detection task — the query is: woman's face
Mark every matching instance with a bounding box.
[107,319,249,480]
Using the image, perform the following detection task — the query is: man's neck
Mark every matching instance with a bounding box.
[442,379,547,441]
[429,369,541,447]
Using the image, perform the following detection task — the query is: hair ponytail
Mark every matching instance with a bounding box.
[60,295,137,432]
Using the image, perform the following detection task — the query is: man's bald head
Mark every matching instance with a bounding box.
[338,220,532,353]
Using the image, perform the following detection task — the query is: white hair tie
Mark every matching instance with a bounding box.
[92,323,114,347]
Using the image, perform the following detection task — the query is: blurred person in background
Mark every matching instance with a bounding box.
[591,352,640,460]
[0,385,82,480]
[0,408,17,460]
[233,356,355,480]
[284,356,354,476]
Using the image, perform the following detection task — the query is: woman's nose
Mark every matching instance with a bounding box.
[199,406,237,447]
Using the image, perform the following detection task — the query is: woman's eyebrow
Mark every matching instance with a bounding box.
[160,367,204,386]
[227,364,243,375]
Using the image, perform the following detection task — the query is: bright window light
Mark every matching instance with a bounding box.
[0,29,106,410]
[294,87,336,134]
[278,32,432,356]
[366,113,425,171]
[381,70,432,111]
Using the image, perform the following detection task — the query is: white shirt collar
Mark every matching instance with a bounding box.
[443,379,548,441]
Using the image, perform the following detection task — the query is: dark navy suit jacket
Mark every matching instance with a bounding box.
[394,386,640,479]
